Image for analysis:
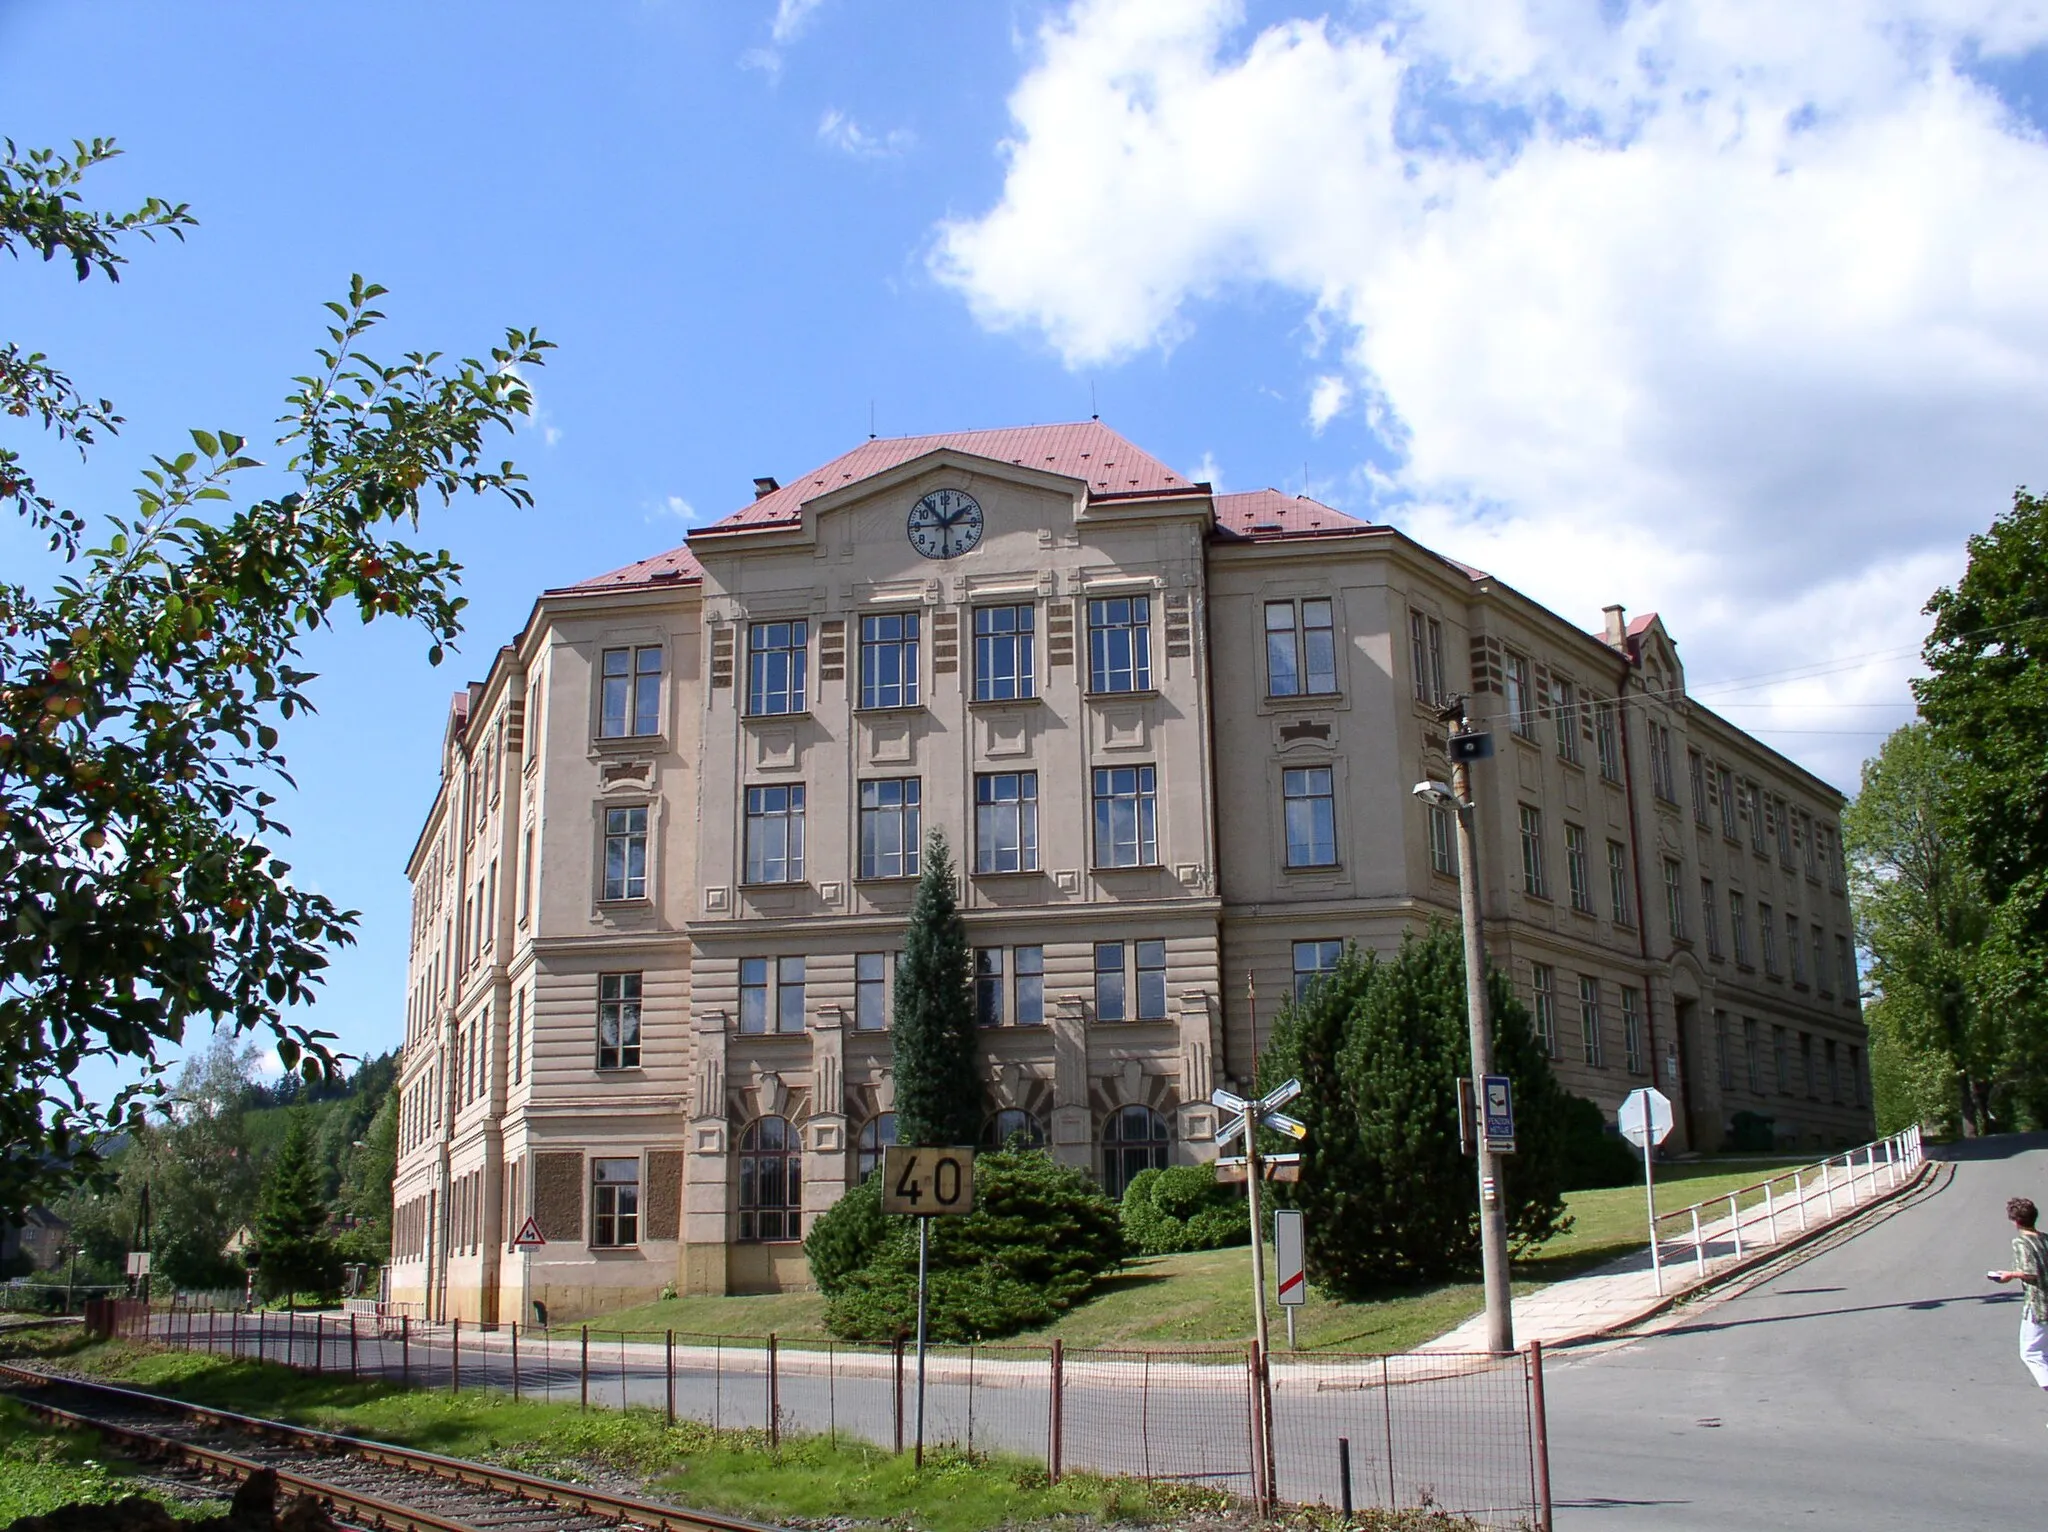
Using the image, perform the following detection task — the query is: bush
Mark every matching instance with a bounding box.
[1556,1094,1642,1191]
[1725,1111,1776,1152]
[804,1170,888,1299]
[1119,1165,1249,1256]
[821,1149,1123,1342]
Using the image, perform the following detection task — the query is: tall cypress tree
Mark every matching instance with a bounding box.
[892,830,980,1147]
[255,1110,340,1300]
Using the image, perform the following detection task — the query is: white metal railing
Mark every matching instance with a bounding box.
[1649,1124,1924,1284]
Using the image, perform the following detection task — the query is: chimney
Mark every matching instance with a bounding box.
[752,476,780,500]
[1602,604,1627,649]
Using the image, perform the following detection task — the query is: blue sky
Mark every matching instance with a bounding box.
[6,0,2048,1083]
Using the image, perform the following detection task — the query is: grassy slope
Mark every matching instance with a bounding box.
[597,1156,1813,1351]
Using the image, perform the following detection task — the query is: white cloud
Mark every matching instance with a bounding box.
[1188,449,1226,490]
[818,108,916,159]
[1307,373,1349,433]
[649,494,697,525]
[772,0,828,45]
[934,0,2048,786]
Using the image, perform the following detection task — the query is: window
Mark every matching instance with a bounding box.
[1788,914,1806,984]
[1595,702,1622,781]
[1775,797,1794,866]
[1268,598,1338,697]
[1607,841,1634,926]
[599,646,662,738]
[1283,767,1338,868]
[1553,677,1581,762]
[1622,987,1645,1074]
[1649,723,1676,803]
[1093,765,1159,868]
[1716,1010,1733,1090]
[1746,783,1767,853]
[738,956,806,1035]
[1810,924,1827,996]
[1428,802,1455,876]
[602,806,648,901]
[1505,652,1534,736]
[591,1158,640,1248]
[1015,946,1045,1025]
[1702,878,1722,957]
[858,612,919,709]
[511,988,525,1085]
[1095,941,1126,1021]
[1531,964,1557,1057]
[519,827,534,925]
[738,1118,801,1241]
[1293,939,1343,1002]
[1519,805,1548,898]
[856,1114,896,1180]
[1088,596,1151,693]
[1101,1105,1170,1200]
[1664,859,1686,941]
[746,620,808,716]
[1408,609,1444,704]
[1688,750,1708,826]
[1135,940,1168,1019]
[1825,1038,1841,1103]
[1759,902,1778,975]
[525,675,543,763]
[1801,1032,1816,1097]
[1729,891,1750,967]
[1743,1017,1762,1093]
[975,948,1005,1026]
[1565,824,1593,913]
[1579,975,1605,1066]
[1773,1025,1790,1093]
[1849,1045,1864,1107]
[743,784,806,884]
[1836,934,1855,999]
[1717,767,1738,840]
[974,605,1035,701]
[597,973,642,1069]
[983,1109,1046,1149]
[975,772,1040,873]
[856,953,889,1032]
[1825,826,1845,892]
[858,778,921,880]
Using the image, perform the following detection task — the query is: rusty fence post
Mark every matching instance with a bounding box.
[451,1316,461,1394]
[580,1324,589,1411]
[1528,1341,1553,1532]
[1047,1339,1064,1484]
[511,1322,521,1402]
[349,1314,359,1379]
[1246,1344,1268,1517]
[664,1330,675,1426]
[768,1333,781,1449]
[892,1337,905,1454]
[401,1315,410,1386]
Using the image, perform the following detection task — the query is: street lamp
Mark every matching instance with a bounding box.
[1413,698,1515,1355]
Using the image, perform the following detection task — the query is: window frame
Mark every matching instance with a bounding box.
[1663,858,1686,941]
[1014,945,1045,1026]
[1565,823,1593,913]
[596,971,642,1070]
[738,956,807,1036]
[1531,964,1557,1057]
[1087,595,1153,695]
[1621,987,1644,1075]
[1504,652,1534,738]
[745,619,809,717]
[738,1117,802,1242]
[1427,801,1455,876]
[1595,702,1622,782]
[601,805,649,902]
[857,777,922,881]
[599,645,663,740]
[591,1157,641,1249]
[1553,677,1581,763]
[857,611,920,711]
[855,952,890,1032]
[973,604,1036,702]
[1607,840,1633,926]
[856,1113,897,1181]
[1283,766,1338,869]
[1717,766,1738,840]
[743,783,807,885]
[1519,804,1548,899]
[1293,939,1343,1003]
[975,946,1006,1027]
[1092,764,1160,868]
[1408,608,1445,705]
[1101,1104,1170,1200]
[1578,974,1605,1067]
[974,771,1040,874]
[1268,597,1338,698]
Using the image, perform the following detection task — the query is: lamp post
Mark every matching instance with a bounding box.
[1414,695,1514,1356]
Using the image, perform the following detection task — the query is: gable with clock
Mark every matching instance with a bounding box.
[906,488,984,559]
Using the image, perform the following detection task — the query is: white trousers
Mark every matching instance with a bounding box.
[2022,1318,2048,1390]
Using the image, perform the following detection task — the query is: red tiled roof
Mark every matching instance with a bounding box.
[696,420,1196,535]
[1211,488,1372,542]
[558,543,706,594]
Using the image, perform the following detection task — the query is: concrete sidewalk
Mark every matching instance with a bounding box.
[1421,1144,1931,1353]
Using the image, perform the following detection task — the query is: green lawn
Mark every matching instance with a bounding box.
[0,1392,229,1524]
[596,1156,1816,1356]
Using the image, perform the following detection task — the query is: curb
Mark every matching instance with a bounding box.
[1542,1157,1945,1352]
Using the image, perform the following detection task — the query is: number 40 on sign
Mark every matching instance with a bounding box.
[881,1146,977,1216]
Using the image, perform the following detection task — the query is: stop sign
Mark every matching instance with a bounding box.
[1618,1087,1674,1150]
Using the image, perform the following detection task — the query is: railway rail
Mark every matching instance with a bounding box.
[0,1362,778,1532]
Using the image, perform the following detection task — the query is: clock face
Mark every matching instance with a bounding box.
[906,488,985,560]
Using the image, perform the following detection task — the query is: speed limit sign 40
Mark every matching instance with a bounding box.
[881,1146,977,1217]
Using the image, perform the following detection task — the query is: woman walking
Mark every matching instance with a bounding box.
[1989,1196,2048,1405]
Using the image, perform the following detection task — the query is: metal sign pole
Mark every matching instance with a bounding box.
[1643,1133,1663,1295]
[1246,1118,1270,1362]
[914,1216,930,1468]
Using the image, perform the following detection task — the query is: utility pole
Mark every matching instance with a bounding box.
[1419,697,1514,1354]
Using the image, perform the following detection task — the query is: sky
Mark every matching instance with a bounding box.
[6,0,2047,1084]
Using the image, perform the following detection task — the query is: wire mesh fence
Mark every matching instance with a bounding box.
[141,1305,1549,1528]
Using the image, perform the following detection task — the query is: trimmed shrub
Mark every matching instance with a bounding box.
[803,1169,888,1298]
[1120,1165,1249,1256]
[822,1148,1123,1342]
[1556,1093,1642,1190]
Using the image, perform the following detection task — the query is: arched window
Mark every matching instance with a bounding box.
[739,1117,801,1241]
[982,1108,1047,1150]
[856,1113,897,1181]
[1101,1105,1170,1199]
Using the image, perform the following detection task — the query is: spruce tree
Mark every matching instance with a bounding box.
[255,1110,339,1301]
[891,830,980,1147]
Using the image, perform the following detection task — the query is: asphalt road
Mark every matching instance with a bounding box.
[1547,1132,2048,1531]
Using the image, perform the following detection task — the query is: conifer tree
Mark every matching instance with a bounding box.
[255,1110,339,1300]
[891,830,980,1147]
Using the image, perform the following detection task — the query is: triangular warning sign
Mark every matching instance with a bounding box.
[511,1215,546,1248]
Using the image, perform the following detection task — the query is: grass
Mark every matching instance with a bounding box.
[1,1331,1257,1532]
[0,1391,229,1524]
[596,1156,1817,1356]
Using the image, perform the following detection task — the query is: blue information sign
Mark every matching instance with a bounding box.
[1482,1074,1515,1145]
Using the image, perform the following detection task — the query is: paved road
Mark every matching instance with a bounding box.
[1547,1132,2048,1531]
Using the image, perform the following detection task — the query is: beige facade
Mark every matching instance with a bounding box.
[387,423,1871,1323]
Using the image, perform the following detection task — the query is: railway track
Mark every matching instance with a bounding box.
[0,1363,778,1532]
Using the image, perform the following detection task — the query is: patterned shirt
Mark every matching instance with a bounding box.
[2014,1231,2048,1324]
